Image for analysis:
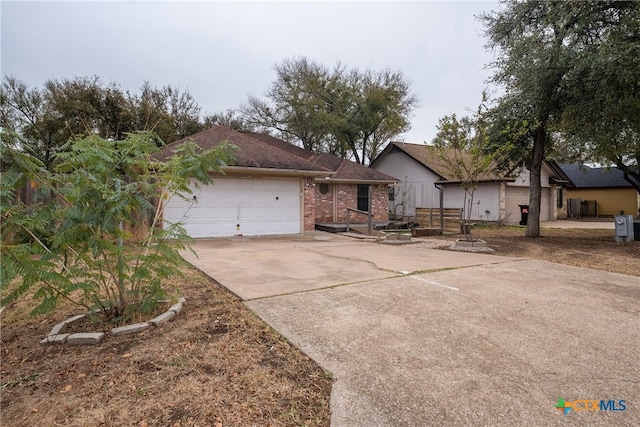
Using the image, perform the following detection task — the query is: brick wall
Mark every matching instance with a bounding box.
[315,183,335,223]
[315,183,389,223]
[370,184,391,221]
[303,178,316,232]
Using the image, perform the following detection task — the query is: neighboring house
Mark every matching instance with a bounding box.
[157,126,397,238]
[553,162,640,217]
[370,142,565,224]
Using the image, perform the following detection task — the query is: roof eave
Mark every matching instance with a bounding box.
[222,166,335,178]
[315,177,398,184]
[436,178,516,184]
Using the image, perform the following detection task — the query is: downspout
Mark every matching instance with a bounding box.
[434,183,444,235]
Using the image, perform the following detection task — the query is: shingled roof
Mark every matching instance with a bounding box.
[245,132,314,161]
[158,126,329,174]
[557,163,632,188]
[245,132,398,183]
[371,142,512,183]
[159,127,397,183]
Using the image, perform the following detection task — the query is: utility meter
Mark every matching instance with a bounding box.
[615,215,634,242]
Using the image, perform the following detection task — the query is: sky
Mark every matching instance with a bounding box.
[1,0,501,144]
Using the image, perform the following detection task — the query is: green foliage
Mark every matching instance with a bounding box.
[242,58,344,153]
[241,56,418,164]
[0,75,216,170]
[432,95,513,241]
[481,0,640,235]
[1,131,235,323]
[333,67,418,164]
[482,1,575,237]
[203,108,256,132]
[559,2,640,193]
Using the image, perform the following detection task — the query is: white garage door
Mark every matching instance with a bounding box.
[163,177,302,238]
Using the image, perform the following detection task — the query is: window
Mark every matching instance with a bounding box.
[557,187,564,208]
[319,183,329,194]
[388,185,395,202]
[357,184,369,212]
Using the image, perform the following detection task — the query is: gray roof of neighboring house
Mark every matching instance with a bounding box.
[557,163,632,188]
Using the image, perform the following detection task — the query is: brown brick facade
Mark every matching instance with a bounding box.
[312,183,390,224]
[303,178,316,232]
[314,182,335,223]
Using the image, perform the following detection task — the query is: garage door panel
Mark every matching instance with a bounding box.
[164,177,302,237]
[163,206,190,224]
[219,191,238,205]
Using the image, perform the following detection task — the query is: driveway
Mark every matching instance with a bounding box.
[184,233,640,426]
[182,234,517,300]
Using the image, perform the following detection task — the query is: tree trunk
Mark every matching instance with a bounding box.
[527,125,545,237]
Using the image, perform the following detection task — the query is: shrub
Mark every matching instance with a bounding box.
[1,131,234,324]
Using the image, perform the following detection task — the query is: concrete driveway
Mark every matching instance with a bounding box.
[184,233,640,426]
[182,234,517,300]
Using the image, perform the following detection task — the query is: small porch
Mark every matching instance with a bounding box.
[315,221,392,234]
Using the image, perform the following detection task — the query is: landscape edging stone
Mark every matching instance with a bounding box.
[41,298,186,346]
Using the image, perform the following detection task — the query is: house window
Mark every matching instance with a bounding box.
[388,185,395,202]
[557,187,563,208]
[319,183,329,194]
[357,184,369,212]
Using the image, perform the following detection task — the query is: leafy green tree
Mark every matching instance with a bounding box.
[1,76,68,169]
[482,1,572,237]
[560,3,640,194]
[1,76,210,170]
[432,96,512,241]
[203,108,256,132]
[1,75,136,169]
[126,81,205,145]
[242,57,343,152]
[333,67,417,164]
[44,76,133,141]
[242,57,417,164]
[1,131,235,324]
[482,0,639,236]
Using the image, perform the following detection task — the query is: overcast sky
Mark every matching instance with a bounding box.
[2,0,500,144]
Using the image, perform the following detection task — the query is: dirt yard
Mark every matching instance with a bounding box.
[1,226,638,427]
[462,225,640,277]
[0,266,332,427]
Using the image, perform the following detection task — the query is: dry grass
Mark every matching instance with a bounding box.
[448,224,640,277]
[0,265,332,427]
[2,225,638,426]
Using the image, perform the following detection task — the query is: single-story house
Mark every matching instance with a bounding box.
[552,162,640,217]
[369,142,566,225]
[157,126,397,237]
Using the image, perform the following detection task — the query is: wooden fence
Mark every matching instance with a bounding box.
[10,179,155,244]
[415,207,463,233]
